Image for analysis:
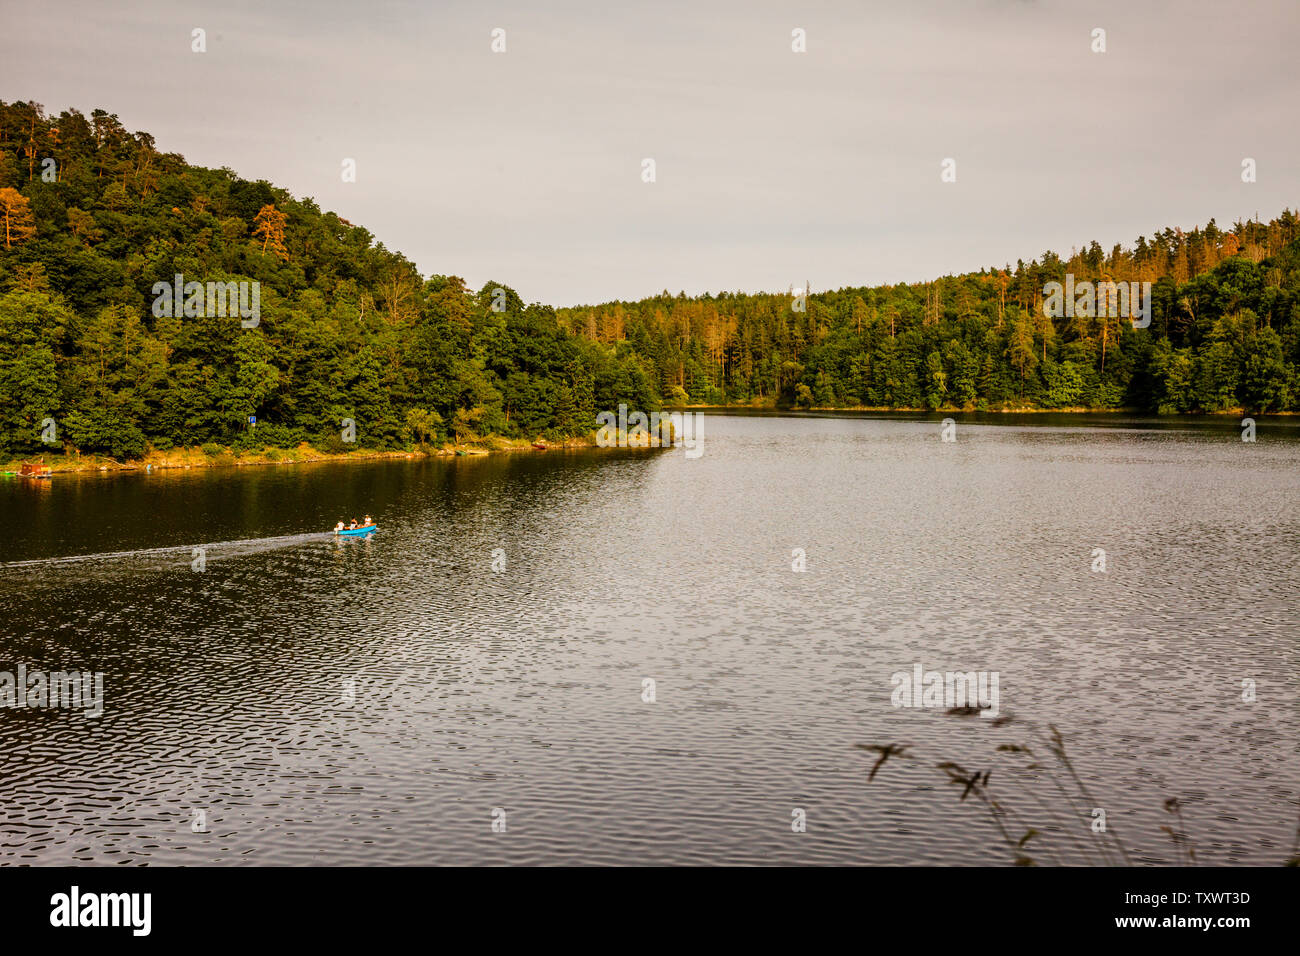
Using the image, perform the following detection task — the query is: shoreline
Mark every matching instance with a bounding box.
[5,405,1286,477]
[2,435,604,476]
[669,403,1285,415]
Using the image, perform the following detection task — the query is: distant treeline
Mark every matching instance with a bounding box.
[0,101,657,459]
[557,215,1300,414]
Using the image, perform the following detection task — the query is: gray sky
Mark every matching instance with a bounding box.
[4,0,1298,305]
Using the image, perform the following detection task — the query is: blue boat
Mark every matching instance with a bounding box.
[335,524,377,536]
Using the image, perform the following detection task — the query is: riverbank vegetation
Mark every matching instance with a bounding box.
[0,434,601,475]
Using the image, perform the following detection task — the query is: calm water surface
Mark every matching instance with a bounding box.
[1,414,1297,865]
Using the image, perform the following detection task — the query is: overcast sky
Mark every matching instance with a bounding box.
[4,0,1298,305]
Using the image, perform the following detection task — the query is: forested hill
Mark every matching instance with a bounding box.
[557,213,1300,414]
[0,101,658,459]
[2,103,1298,465]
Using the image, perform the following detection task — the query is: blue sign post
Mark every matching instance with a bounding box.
[249,415,257,428]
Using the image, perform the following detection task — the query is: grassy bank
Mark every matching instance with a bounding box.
[2,434,602,475]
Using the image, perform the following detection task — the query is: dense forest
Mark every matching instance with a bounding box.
[0,101,658,459]
[2,100,1298,461]
[558,217,1300,414]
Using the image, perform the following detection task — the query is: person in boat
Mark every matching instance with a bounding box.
[334,520,344,533]
[348,519,358,530]
[362,515,372,527]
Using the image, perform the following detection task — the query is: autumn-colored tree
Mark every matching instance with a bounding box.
[253,203,289,260]
[0,187,36,248]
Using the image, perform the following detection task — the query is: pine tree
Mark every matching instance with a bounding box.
[253,203,289,260]
[0,187,36,247]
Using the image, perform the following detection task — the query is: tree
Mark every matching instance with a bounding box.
[380,268,418,324]
[66,207,102,245]
[253,203,289,259]
[452,406,485,442]
[0,291,70,455]
[11,262,50,293]
[1007,314,1037,388]
[1238,327,1291,411]
[405,407,442,445]
[100,181,128,209]
[923,350,947,408]
[0,187,36,248]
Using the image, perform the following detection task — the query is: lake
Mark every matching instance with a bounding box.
[1,412,1297,865]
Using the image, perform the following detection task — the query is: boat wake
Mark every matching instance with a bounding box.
[0,532,333,573]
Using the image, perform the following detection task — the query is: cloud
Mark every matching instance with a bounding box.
[4,0,1297,304]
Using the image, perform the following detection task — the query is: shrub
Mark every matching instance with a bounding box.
[321,433,349,454]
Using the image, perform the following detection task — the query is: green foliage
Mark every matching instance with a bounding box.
[0,290,66,454]
[1041,359,1086,408]
[0,102,663,459]
[557,213,1300,414]
[4,99,1298,464]
[404,407,442,445]
[63,405,147,459]
[231,422,303,451]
